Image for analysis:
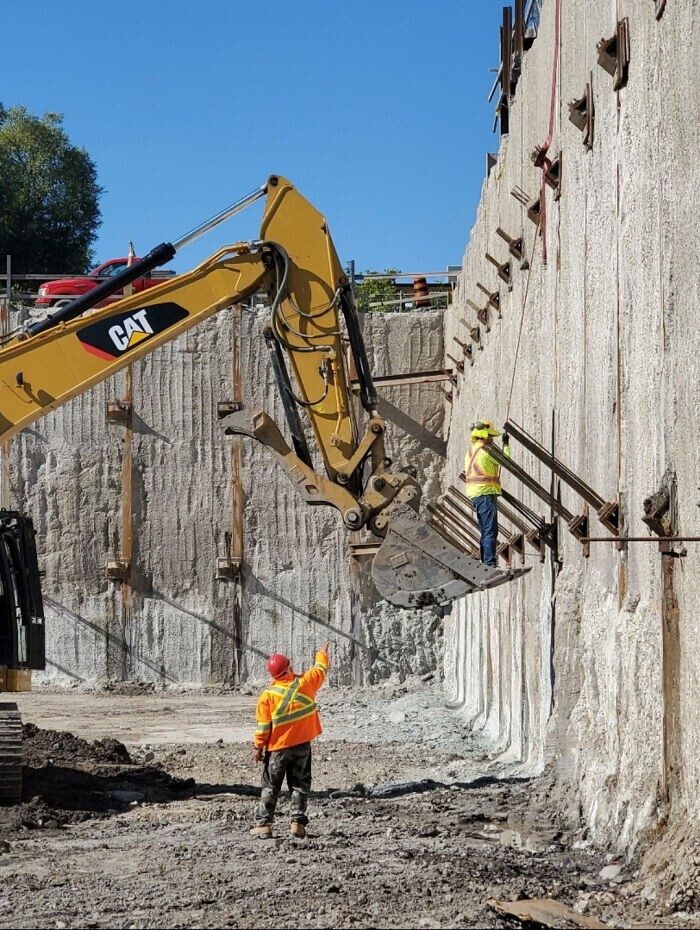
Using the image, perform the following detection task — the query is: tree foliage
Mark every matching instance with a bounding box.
[353,269,401,312]
[0,104,103,274]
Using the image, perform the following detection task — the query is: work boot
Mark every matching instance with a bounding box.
[290,821,306,839]
[249,824,273,839]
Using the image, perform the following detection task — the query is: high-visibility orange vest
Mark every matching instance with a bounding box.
[464,440,502,498]
[254,649,329,752]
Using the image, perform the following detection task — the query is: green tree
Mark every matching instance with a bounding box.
[352,268,401,312]
[0,104,102,274]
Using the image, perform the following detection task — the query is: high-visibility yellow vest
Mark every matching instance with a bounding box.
[464,440,502,498]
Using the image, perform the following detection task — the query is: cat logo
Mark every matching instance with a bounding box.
[108,309,153,352]
[77,302,189,361]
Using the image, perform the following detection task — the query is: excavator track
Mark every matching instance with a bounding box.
[0,703,22,804]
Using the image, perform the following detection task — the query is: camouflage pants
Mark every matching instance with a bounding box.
[255,742,312,826]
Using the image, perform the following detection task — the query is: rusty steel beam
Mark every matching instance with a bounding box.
[428,518,479,560]
[505,419,619,533]
[481,442,575,524]
[350,369,454,392]
[428,502,481,549]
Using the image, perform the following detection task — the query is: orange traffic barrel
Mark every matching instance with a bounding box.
[413,276,430,308]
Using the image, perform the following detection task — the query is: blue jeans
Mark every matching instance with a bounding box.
[473,495,499,567]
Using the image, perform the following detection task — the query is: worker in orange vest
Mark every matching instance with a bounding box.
[250,642,330,839]
[465,420,510,567]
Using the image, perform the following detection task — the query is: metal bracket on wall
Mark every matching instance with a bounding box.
[654,0,667,19]
[640,480,679,555]
[217,400,243,418]
[496,228,529,270]
[467,298,491,333]
[568,507,590,557]
[106,557,129,582]
[217,531,241,580]
[217,556,241,580]
[568,73,595,149]
[597,18,630,91]
[452,337,474,366]
[498,531,526,565]
[459,319,483,350]
[642,484,671,537]
[511,186,541,226]
[477,282,501,317]
[531,147,562,201]
[106,401,132,424]
[486,252,513,290]
[445,352,464,375]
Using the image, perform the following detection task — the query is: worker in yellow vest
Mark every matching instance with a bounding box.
[464,420,510,567]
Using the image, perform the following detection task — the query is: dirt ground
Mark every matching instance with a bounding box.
[0,681,694,930]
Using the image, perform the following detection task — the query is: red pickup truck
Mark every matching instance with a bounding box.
[34,258,176,310]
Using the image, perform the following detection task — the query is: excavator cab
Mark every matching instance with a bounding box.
[0,512,45,801]
[0,512,45,673]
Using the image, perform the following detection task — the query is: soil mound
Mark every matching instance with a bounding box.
[0,724,196,832]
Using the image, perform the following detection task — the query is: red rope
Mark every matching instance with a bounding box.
[536,0,561,264]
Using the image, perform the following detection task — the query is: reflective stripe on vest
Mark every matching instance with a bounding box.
[269,678,318,728]
[465,442,502,490]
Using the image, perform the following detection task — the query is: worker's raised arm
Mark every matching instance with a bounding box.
[299,642,330,696]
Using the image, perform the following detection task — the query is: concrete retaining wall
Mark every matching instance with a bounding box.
[443,0,700,850]
[7,306,446,688]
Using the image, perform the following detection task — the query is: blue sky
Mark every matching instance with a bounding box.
[6,1,504,276]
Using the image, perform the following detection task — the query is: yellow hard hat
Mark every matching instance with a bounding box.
[470,419,501,439]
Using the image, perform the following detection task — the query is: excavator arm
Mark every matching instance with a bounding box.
[0,175,527,609]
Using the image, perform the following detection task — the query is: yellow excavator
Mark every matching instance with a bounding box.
[0,175,527,800]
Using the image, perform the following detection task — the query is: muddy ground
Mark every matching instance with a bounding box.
[0,683,694,929]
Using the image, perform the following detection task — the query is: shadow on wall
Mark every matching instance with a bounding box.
[44,658,85,682]
[150,589,269,662]
[44,595,179,684]
[132,413,173,444]
[246,573,366,651]
[377,397,447,458]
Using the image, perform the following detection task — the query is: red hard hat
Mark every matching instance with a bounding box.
[267,653,291,678]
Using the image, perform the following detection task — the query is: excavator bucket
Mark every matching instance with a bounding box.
[372,505,530,608]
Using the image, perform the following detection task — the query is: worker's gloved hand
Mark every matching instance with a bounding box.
[253,747,264,763]
[501,432,510,446]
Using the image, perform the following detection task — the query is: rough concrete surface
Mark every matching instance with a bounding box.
[442,0,700,869]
